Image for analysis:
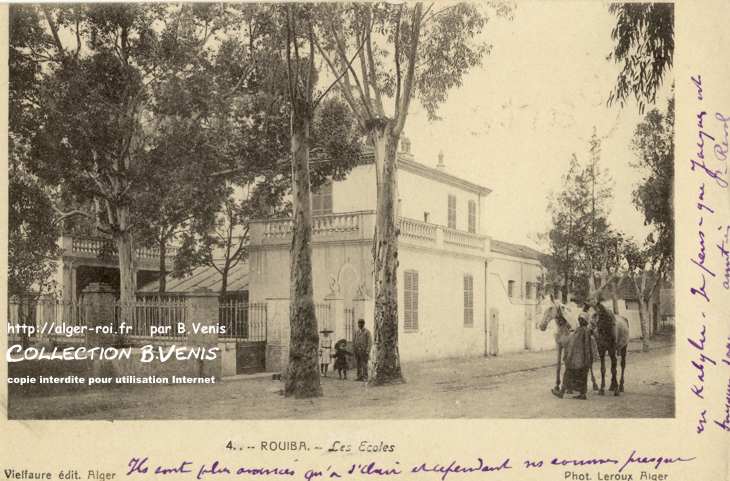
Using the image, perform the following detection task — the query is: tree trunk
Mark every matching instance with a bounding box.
[220,263,230,298]
[637,298,651,351]
[115,229,136,345]
[158,239,167,294]
[370,125,405,385]
[284,107,321,398]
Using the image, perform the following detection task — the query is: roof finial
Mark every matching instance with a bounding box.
[437,150,446,170]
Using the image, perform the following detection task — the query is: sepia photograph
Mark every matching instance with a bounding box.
[6,1,675,420]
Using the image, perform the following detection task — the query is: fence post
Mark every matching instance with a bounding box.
[80,282,117,347]
[184,287,221,379]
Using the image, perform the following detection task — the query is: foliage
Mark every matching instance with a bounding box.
[544,140,616,302]
[8,170,61,297]
[608,3,674,112]
[8,7,62,297]
[630,96,674,271]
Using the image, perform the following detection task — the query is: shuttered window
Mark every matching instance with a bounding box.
[464,274,474,327]
[508,280,515,298]
[404,270,419,331]
[312,181,333,215]
[468,200,476,233]
[448,194,457,229]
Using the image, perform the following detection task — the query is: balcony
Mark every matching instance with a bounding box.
[60,235,178,270]
[250,211,488,255]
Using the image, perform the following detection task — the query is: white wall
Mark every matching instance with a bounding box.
[332,164,377,213]
[330,163,487,235]
[398,169,484,233]
[486,254,551,354]
[397,247,486,361]
[248,241,373,303]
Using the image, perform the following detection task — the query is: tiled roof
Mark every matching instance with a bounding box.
[139,263,248,293]
[490,239,545,261]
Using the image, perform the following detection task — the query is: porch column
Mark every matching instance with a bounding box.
[62,260,78,302]
[80,282,117,347]
[185,287,221,379]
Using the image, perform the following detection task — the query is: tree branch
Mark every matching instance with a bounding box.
[313,36,367,131]
[52,207,95,226]
[42,7,66,60]
[394,3,423,135]
[364,13,385,117]
[329,17,375,120]
[313,23,369,109]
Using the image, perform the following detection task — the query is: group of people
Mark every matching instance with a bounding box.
[318,319,372,381]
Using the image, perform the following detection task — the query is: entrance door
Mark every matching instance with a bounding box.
[488,308,499,356]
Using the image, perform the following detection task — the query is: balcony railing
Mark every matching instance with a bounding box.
[66,236,178,261]
[263,211,365,239]
[443,227,486,250]
[252,211,487,253]
[398,217,438,243]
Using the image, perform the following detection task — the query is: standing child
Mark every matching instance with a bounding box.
[332,339,352,380]
[319,329,333,377]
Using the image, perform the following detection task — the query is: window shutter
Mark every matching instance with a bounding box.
[464,274,474,326]
[404,270,419,330]
[448,195,457,229]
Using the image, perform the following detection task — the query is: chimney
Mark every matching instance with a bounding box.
[399,136,414,161]
[400,137,411,154]
[436,150,446,170]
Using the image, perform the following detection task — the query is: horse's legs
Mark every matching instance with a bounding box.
[619,346,627,392]
[555,346,562,390]
[590,364,598,391]
[599,350,606,395]
[609,349,619,396]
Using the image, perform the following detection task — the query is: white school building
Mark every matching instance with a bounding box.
[247,143,556,367]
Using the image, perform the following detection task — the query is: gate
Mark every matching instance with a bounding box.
[219,300,267,374]
[488,308,499,356]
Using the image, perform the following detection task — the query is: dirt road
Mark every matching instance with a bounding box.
[8,340,674,419]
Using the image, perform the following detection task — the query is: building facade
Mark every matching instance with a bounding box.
[248,147,550,365]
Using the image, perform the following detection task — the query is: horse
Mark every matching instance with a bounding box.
[587,301,630,396]
[538,297,599,393]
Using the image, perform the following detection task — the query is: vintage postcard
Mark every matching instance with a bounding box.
[1,0,728,480]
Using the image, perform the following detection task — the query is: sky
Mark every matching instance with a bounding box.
[401,1,673,251]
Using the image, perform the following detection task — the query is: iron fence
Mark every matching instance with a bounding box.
[315,302,332,332]
[344,307,355,342]
[115,297,187,339]
[219,300,267,341]
[7,297,87,341]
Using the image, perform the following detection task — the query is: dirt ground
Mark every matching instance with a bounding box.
[7,335,674,420]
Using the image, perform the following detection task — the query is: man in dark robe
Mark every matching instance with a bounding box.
[553,313,594,399]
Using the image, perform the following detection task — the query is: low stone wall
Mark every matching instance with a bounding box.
[8,346,221,397]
